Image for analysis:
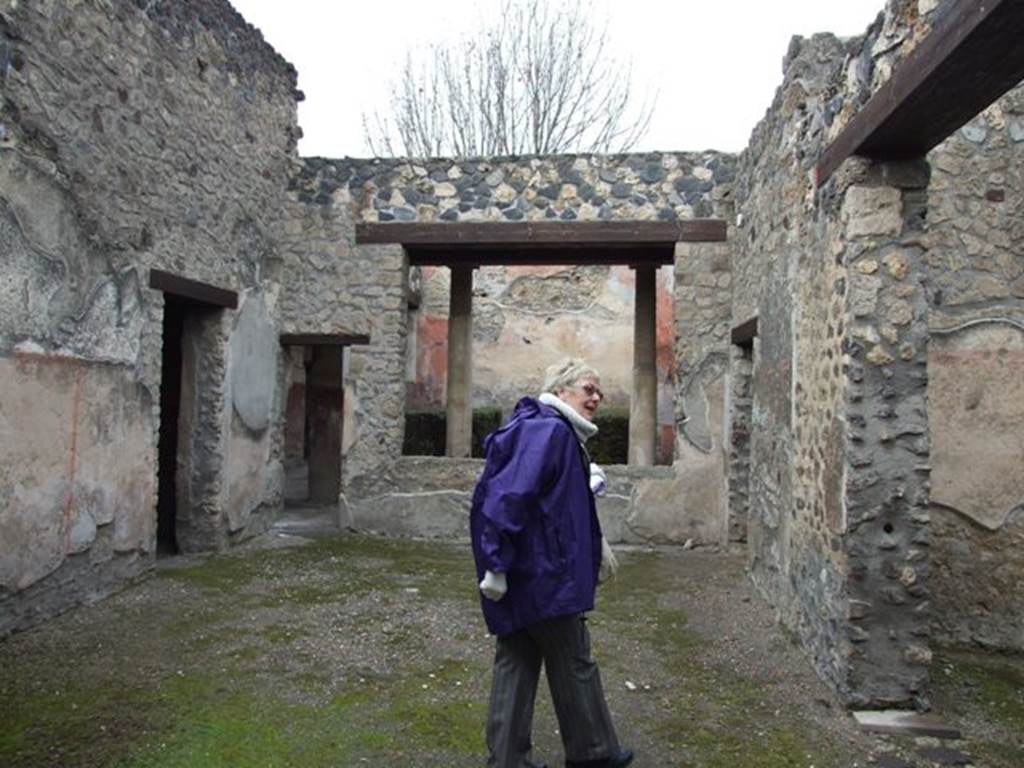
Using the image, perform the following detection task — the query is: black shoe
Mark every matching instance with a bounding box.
[565,748,634,768]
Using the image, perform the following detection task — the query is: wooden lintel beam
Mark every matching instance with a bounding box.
[355,219,727,246]
[280,333,371,347]
[731,316,758,346]
[816,0,1024,186]
[407,245,674,267]
[148,268,238,309]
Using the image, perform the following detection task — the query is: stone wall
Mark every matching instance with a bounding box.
[0,0,299,634]
[734,1,946,707]
[346,153,735,225]
[673,240,733,547]
[353,152,735,465]
[281,159,410,528]
[736,30,853,699]
[296,153,738,542]
[352,456,719,547]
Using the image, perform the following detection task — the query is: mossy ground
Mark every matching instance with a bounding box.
[1,532,1021,767]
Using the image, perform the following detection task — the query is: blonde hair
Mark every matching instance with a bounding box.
[542,358,600,394]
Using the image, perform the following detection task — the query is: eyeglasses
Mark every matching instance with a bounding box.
[575,382,604,401]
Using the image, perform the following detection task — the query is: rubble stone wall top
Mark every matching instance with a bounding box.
[293,152,737,224]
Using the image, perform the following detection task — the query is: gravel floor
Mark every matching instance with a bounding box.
[0,513,1021,768]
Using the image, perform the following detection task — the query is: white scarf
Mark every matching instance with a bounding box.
[538,392,598,444]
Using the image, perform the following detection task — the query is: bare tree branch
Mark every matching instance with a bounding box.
[362,0,656,158]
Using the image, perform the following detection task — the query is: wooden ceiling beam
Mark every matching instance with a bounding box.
[816,0,1024,186]
[355,219,727,246]
[279,333,371,347]
[406,244,674,267]
[148,269,238,309]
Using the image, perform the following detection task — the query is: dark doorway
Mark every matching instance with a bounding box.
[283,347,312,504]
[157,295,185,555]
[150,268,237,556]
[306,346,344,503]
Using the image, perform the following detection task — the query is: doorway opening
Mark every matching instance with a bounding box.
[282,345,345,506]
[156,295,185,554]
[150,268,238,556]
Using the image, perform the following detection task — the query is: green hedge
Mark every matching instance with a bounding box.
[403,405,628,464]
[402,411,446,457]
[403,407,504,458]
[588,407,629,465]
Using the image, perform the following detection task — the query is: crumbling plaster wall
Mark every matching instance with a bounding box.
[923,83,1024,651]
[0,0,299,634]
[734,0,948,707]
[409,263,678,463]
[287,153,738,542]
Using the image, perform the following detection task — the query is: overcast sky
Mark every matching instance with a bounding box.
[228,0,885,158]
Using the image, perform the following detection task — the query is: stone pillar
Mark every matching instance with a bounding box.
[307,346,343,503]
[629,264,658,466]
[727,344,754,542]
[836,158,932,708]
[674,242,733,545]
[446,265,473,458]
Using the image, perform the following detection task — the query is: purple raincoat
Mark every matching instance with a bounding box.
[470,396,603,636]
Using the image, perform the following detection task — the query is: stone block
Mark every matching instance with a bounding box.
[228,294,277,433]
[915,747,973,766]
[852,710,961,738]
[842,186,903,238]
[353,491,471,538]
[849,273,881,316]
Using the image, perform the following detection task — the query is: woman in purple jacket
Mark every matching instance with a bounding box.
[471,358,633,768]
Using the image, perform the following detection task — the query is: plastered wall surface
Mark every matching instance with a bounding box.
[923,82,1024,652]
[409,265,673,406]
[407,263,678,461]
[0,0,299,633]
[0,355,153,589]
[350,456,716,548]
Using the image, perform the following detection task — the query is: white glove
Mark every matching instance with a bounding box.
[589,462,608,496]
[599,536,619,582]
[479,570,507,601]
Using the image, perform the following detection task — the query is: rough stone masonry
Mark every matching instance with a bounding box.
[0,0,1021,713]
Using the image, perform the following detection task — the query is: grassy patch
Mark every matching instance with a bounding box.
[259,623,308,645]
[158,553,263,592]
[942,652,1024,726]
[112,658,487,767]
[599,551,843,768]
[932,650,1024,767]
[0,534,485,768]
[0,674,162,768]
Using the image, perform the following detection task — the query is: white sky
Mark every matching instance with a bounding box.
[228,0,885,158]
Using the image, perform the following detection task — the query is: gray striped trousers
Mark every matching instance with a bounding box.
[485,613,621,767]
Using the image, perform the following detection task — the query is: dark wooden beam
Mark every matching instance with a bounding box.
[407,244,675,267]
[355,219,727,246]
[816,0,1024,186]
[148,268,238,309]
[731,316,758,347]
[280,333,371,347]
